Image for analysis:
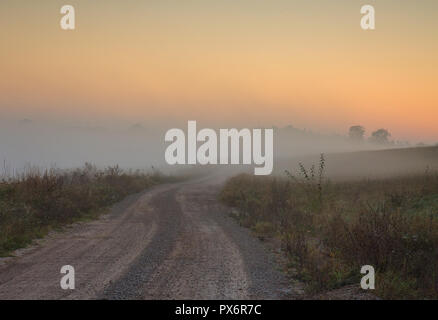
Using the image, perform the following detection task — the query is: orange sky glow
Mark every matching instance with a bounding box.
[1,0,437,142]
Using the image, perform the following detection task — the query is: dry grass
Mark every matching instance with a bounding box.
[0,163,176,256]
[220,155,438,299]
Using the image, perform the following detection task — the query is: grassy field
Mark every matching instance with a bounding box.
[221,147,438,299]
[0,164,176,256]
[275,145,438,179]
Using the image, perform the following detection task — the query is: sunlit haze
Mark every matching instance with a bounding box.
[1,0,437,169]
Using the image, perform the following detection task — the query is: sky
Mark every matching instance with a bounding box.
[1,0,437,142]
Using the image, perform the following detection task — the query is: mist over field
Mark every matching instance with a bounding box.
[0,118,362,169]
[1,116,436,180]
[0,118,165,174]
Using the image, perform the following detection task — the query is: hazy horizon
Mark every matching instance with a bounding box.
[0,116,434,174]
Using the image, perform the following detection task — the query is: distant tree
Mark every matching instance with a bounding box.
[369,128,391,145]
[348,125,365,142]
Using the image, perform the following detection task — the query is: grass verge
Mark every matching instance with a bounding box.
[220,156,438,299]
[0,163,177,256]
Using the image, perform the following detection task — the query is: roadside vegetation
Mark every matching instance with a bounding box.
[0,163,176,256]
[220,155,438,299]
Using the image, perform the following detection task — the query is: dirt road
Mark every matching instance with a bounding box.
[0,176,297,300]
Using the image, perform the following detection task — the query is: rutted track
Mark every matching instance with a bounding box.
[0,177,295,300]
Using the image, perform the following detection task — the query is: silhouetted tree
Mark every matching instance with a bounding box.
[369,128,391,145]
[348,125,365,142]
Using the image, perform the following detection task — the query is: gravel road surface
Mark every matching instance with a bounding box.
[0,177,297,300]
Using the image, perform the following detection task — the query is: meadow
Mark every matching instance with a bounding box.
[220,147,438,299]
[0,164,175,256]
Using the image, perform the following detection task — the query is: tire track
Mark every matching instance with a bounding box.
[0,177,296,300]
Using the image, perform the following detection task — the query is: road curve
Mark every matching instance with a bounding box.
[0,177,295,300]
